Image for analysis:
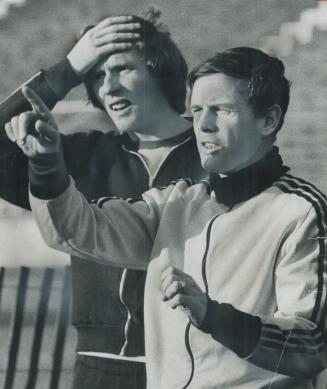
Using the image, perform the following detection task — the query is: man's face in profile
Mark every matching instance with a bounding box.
[191,73,266,174]
[89,49,164,134]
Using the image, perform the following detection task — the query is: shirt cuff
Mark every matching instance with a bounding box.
[199,296,262,358]
[42,58,82,100]
[28,148,70,199]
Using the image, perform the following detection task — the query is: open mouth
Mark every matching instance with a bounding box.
[110,99,132,112]
[201,142,222,151]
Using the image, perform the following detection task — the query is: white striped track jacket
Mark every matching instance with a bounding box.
[29,149,327,388]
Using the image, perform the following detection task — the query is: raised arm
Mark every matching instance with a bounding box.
[0,16,141,208]
[0,16,141,129]
[6,87,159,270]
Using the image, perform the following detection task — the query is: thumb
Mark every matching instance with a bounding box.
[35,119,60,144]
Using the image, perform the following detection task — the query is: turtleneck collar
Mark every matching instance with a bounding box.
[209,146,289,207]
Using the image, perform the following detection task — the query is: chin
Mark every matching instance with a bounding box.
[113,119,138,134]
[201,156,221,174]
[201,161,218,174]
[108,107,140,133]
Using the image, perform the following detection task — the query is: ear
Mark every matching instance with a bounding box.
[260,105,282,136]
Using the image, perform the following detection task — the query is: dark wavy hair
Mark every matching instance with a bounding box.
[83,8,188,114]
[188,47,291,132]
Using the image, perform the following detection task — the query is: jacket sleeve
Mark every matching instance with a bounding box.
[247,204,327,378]
[0,58,82,209]
[0,130,104,209]
[0,138,30,209]
[29,178,166,270]
[0,58,81,129]
[201,205,327,379]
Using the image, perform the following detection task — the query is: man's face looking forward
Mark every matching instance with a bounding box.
[191,73,268,175]
[89,49,165,134]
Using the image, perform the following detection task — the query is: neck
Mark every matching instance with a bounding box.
[133,105,191,142]
[211,146,288,206]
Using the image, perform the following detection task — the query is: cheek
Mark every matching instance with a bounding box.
[91,82,103,102]
[218,121,237,145]
[120,70,144,89]
[193,120,200,135]
[142,75,163,102]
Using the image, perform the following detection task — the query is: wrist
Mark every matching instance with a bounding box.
[198,296,262,358]
[198,294,215,332]
[188,293,210,329]
[43,58,81,100]
[66,54,84,77]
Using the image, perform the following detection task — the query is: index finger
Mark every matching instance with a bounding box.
[22,86,51,119]
[160,265,177,282]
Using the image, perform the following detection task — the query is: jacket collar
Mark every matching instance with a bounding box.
[121,127,194,151]
[209,146,289,206]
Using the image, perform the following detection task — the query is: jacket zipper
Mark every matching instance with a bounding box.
[149,137,192,187]
[181,322,195,389]
[122,137,192,187]
[119,268,131,355]
[118,138,192,355]
[182,213,221,388]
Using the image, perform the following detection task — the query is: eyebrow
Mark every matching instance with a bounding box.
[104,60,135,70]
[190,104,201,110]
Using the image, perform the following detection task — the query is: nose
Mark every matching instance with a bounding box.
[196,109,217,133]
[99,72,120,98]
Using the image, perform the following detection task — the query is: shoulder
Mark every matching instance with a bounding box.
[62,130,119,154]
[273,172,327,223]
[62,130,115,144]
[144,178,209,204]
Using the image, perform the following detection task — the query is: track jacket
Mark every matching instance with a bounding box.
[0,59,206,356]
[29,147,327,388]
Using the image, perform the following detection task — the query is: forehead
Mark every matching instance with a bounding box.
[94,49,145,71]
[191,73,248,105]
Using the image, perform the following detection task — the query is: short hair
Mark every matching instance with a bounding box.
[83,9,188,114]
[187,47,291,132]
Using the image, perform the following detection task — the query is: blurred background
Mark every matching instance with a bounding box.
[0,0,326,388]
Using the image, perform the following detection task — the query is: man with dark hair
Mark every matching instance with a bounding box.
[6,46,327,388]
[0,12,205,389]
[188,47,290,132]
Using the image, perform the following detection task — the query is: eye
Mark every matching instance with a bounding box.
[117,65,131,74]
[92,71,105,81]
[191,107,203,115]
[217,107,235,117]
